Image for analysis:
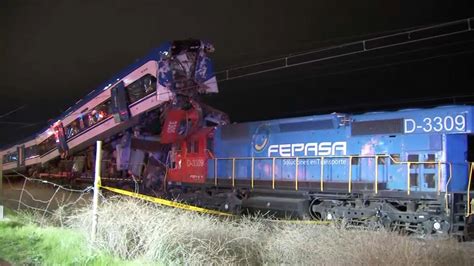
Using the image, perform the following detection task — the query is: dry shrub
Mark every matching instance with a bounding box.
[264,224,471,266]
[66,196,473,265]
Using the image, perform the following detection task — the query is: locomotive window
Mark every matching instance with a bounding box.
[425,154,436,169]
[221,123,250,140]
[410,173,419,187]
[207,137,214,153]
[279,120,333,132]
[390,154,400,163]
[193,141,199,153]
[351,119,403,136]
[351,156,360,165]
[126,74,157,104]
[424,174,436,188]
[187,141,193,153]
[377,155,386,165]
[187,141,199,154]
[408,154,419,169]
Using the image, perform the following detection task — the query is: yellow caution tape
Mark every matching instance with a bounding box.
[99,185,332,225]
[100,185,234,217]
[262,219,331,225]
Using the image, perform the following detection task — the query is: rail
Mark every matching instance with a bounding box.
[212,154,452,195]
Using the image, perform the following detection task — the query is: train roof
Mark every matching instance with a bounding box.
[223,104,474,129]
[60,43,169,121]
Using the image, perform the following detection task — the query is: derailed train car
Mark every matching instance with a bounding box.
[164,105,474,238]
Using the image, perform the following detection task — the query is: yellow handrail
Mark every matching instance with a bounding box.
[232,158,235,187]
[210,155,449,196]
[375,155,379,194]
[295,157,299,191]
[444,163,453,215]
[466,162,474,217]
[272,157,276,189]
[214,158,218,186]
[407,162,411,195]
[438,161,442,195]
[251,158,255,189]
[320,156,325,192]
[348,156,353,193]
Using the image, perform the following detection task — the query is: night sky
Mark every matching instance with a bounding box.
[1,1,474,146]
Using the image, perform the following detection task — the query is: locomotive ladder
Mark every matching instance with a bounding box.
[213,155,451,196]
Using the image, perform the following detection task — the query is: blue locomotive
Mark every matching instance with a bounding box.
[176,105,474,237]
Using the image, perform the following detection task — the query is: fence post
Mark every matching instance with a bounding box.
[91,140,103,242]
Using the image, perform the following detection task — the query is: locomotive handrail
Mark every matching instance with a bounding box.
[467,162,474,217]
[444,163,453,215]
[212,154,449,195]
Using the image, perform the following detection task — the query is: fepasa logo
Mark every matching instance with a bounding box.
[268,142,347,157]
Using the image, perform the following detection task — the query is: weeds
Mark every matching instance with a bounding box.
[64,197,473,265]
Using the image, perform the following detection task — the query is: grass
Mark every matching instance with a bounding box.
[0,208,138,266]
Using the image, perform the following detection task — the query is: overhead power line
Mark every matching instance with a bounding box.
[215,17,474,82]
[0,105,26,119]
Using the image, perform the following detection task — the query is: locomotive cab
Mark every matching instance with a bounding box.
[167,128,214,184]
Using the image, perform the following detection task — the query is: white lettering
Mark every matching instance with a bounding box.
[405,115,466,134]
[267,141,347,157]
[291,143,305,156]
[268,145,279,157]
[280,144,291,157]
[318,142,332,156]
[333,142,347,155]
[305,143,318,156]
[404,119,416,133]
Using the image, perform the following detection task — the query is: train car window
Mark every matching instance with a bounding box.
[9,152,18,162]
[82,100,112,129]
[25,145,38,159]
[352,119,404,136]
[126,74,157,104]
[410,173,419,187]
[39,135,56,156]
[66,118,82,138]
[424,173,436,188]
[3,152,18,163]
